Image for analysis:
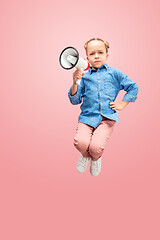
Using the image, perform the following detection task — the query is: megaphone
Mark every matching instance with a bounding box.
[59,46,90,85]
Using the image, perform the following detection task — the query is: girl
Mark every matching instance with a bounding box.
[68,38,139,176]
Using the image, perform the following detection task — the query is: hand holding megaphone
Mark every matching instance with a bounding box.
[73,69,85,85]
[59,46,90,85]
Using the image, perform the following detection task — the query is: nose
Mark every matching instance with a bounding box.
[95,52,99,58]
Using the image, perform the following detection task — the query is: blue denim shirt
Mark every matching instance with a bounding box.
[68,64,139,128]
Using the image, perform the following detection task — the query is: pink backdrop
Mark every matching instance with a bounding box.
[1,0,160,239]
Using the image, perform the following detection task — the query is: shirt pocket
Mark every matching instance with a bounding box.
[104,75,119,99]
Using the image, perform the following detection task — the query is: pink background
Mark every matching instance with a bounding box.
[1,0,160,239]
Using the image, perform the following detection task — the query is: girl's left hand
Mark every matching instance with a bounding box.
[109,102,125,111]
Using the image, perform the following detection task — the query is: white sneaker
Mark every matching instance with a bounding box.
[76,154,90,173]
[90,157,102,176]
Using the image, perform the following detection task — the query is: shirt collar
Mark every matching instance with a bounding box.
[88,64,108,74]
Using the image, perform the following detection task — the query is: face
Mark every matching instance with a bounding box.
[86,40,109,69]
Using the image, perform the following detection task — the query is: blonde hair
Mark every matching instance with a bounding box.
[84,38,110,53]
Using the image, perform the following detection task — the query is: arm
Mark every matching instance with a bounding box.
[68,70,85,105]
[110,70,139,111]
[109,100,129,111]
[71,83,78,96]
[70,69,82,95]
[121,101,129,108]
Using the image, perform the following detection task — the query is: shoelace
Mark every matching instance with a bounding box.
[78,157,89,167]
[91,160,100,169]
[91,161,98,168]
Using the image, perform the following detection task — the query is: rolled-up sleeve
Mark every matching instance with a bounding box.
[68,77,85,105]
[118,70,139,102]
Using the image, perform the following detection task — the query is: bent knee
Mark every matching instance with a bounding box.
[89,144,105,159]
[73,137,89,150]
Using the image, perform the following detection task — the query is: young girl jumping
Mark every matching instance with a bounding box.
[68,38,139,176]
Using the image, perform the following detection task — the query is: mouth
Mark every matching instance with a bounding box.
[94,61,101,64]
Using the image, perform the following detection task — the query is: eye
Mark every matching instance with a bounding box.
[90,53,94,56]
[99,51,103,54]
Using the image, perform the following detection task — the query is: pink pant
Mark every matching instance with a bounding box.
[73,117,116,161]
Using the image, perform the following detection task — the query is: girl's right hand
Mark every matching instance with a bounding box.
[73,69,84,85]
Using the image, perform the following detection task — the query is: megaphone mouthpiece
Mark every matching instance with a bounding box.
[67,55,77,65]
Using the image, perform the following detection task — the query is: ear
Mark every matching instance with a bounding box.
[106,53,109,59]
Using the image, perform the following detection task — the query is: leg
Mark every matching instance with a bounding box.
[89,117,116,161]
[73,122,94,158]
